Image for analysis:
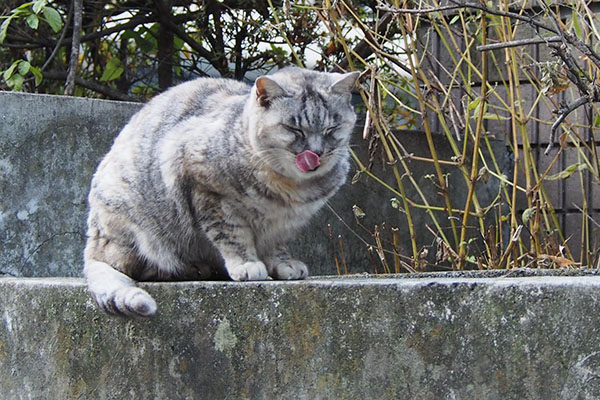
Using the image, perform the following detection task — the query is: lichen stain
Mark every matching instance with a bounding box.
[54,323,73,370]
[0,342,7,359]
[285,312,322,358]
[168,355,190,379]
[68,377,89,399]
[214,317,238,357]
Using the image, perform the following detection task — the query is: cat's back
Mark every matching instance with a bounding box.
[128,77,251,134]
[97,77,250,171]
[90,77,251,207]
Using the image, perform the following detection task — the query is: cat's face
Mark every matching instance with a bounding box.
[247,69,359,179]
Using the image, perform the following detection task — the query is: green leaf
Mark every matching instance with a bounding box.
[7,74,24,91]
[0,16,14,43]
[125,29,155,53]
[100,58,124,82]
[522,207,536,224]
[33,0,46,14]
[16,2,34,11]
[482,112,509,120]
[120,30,137,41]
[26,14,39,30]
[468,96,481,111]
[572,9,583,40]
[42,6,62,32]
[449,15,460,25]
[29,65,43,86]
[545,163,587,181]
[140,26,159,52]
[18,60,30,76]
[174,36,184,51]
[3,60,20,81]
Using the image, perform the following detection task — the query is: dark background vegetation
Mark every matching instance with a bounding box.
[0,0,382,100]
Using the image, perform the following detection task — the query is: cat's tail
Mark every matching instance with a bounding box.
[84,260,157,317]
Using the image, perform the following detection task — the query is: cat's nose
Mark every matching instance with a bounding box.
[309,148,323,157]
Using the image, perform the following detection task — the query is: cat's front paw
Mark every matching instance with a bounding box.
[96,287,157,317]
[227,261,269,281]
[268,259,308,280]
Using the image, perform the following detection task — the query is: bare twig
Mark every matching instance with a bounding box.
[336,11,394,72]
[544,95,590,155]
[549,43,591,95]
[477,36,561,51]
[152,0,227,75]
[384,0,600,158]
[376,2,462,15]
[573,204,600,230]
[65,0,82,95]
[42,2,73,72]
[382,0,600,69]
[362,66,376,140]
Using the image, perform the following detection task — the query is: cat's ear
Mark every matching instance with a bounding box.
[255,76,286,107]
[329,71,361,94]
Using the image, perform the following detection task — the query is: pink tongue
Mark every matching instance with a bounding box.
[296,150,320,172]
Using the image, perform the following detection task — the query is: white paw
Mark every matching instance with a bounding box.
[227,261,269,281]
[98,287,157,317]
[122,287,157,317]
[269,259,309,280]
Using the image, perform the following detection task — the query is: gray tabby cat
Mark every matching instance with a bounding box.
[84,67,360,317]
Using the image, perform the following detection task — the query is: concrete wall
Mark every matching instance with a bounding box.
[2,273,600,399]
[0,91,505,278]
[0,93,141,277]
[2,92,599,399]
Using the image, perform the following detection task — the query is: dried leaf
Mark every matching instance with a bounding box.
[537,254,580,268]
[352,205,365,219]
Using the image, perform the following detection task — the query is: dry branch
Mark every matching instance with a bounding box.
[64,0,82,95]
[476,36,561,51]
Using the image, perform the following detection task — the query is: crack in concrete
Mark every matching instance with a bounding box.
[21,231,84,267]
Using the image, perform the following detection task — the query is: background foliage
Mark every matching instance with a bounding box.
[0,0,381,99]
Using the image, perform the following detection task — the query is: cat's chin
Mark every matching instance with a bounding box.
[290,162,331,179]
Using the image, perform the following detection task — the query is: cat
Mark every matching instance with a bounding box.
[84,67,360,317]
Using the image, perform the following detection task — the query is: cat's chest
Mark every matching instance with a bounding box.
[247,197,325,242]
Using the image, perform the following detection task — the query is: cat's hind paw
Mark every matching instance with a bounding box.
[268,259,308,280]
[227,261,269,281]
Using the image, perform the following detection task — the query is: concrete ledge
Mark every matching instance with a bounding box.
[2,274,600,399]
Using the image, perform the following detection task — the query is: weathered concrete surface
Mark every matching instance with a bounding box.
[0,92,141,277]
[2,274,600,399]
[0,91,507,277]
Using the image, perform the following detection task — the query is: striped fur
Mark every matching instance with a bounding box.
[84,67,359,317]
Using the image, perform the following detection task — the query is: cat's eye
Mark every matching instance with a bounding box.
[283,124,305,139]
[325,125,340,136]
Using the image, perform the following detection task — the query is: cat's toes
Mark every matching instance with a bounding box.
[99,287,157,317]
[122,288,157,317]
[228,261,269,281]
[269,259,308,280]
